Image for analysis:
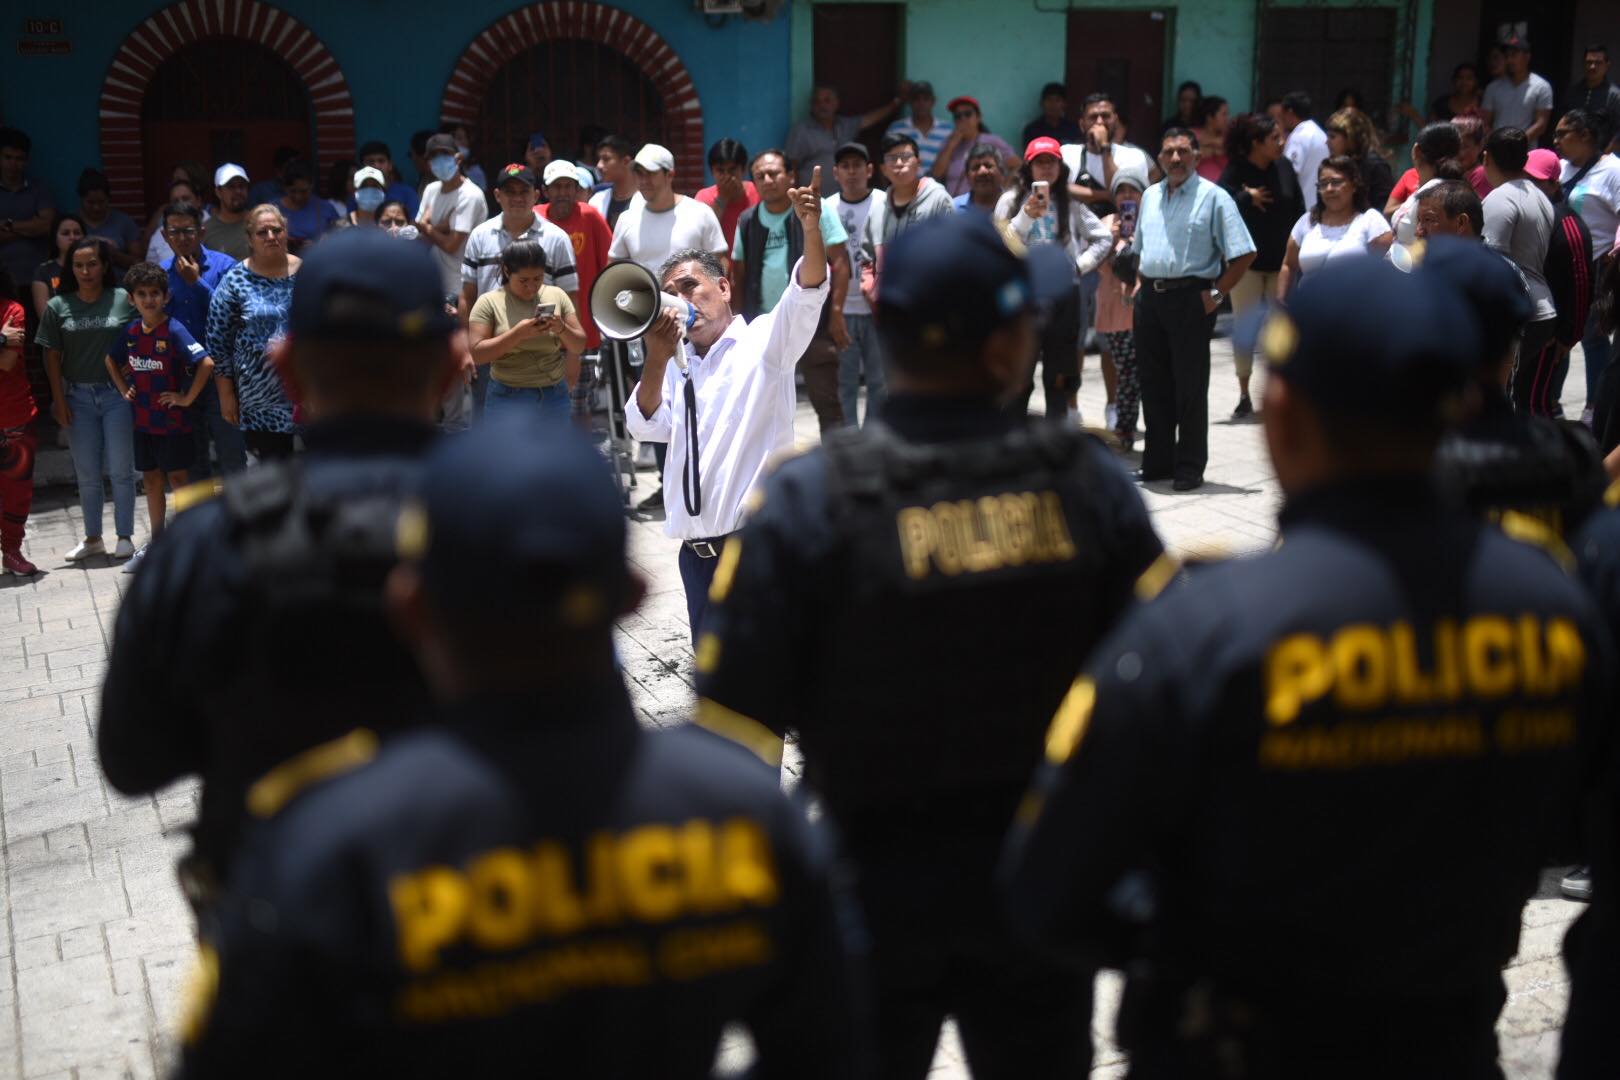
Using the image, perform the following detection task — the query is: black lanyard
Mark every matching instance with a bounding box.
[681,371,702,518]
[1562,157,1597,203]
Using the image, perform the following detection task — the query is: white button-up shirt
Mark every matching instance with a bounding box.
[625,259,829,540]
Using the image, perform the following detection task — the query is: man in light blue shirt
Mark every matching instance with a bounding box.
[1130,127,1255,490]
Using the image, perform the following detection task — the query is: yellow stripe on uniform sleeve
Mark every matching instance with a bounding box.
[172,478,221,514]
[1604,477,1620,508]
[1497,510,1576,575]
[179,942,219,1046]
[695,698,784,767]
[246,728,379,819]
[1133,552,1180,602]
[708,536,743,604]
[1044,677,1097,765]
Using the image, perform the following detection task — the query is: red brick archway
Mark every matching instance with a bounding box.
[440,3,704,191]
[99,0,356,216]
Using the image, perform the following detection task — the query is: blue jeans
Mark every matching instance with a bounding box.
[1582,302,1613,405]
[484,378,571,423]
[838,314,886,427]
[190,380,247,478]
[65,382,135,539]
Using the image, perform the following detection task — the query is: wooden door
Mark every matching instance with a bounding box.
[813,3,903,167]
[1066,10,1168,149]
[141,39,313,214]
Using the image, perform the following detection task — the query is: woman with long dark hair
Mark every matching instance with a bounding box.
[1277,155,1392,297]
[996,138,1110,420]
[1218,113,1304,416]
[35,236,138,561]
[30,212,86,319]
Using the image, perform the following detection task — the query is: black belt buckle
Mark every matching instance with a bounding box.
[687,540,719,559]
[1151,278,1171,293]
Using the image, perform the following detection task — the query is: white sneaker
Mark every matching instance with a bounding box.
[1105,403,1119,430]
[112,537,136,559]
[121,544,148,574]
[64,538,105,562]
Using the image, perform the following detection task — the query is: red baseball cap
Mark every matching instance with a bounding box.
[1024,136,1063,162]
[947,96,981,115]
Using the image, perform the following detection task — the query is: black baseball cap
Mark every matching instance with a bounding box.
[876,212,1074,344]
[401,416,629,627]
[424,133,458,157]
[289,228,456,342]
[834,141,870,164]
[1257,255,1479,420]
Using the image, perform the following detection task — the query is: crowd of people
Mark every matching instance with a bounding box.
[1,32,1618,577]
[0,21,1608,1080]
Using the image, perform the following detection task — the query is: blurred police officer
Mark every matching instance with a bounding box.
[178,417,864,1079]
[1003,256,1613,1080]
[98,228,457,896]
[696,212,1166,1078]
[1425,236,1607,541]
[1560,486,1620,1079]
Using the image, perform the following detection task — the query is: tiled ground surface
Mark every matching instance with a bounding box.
[0,329,1591,1078]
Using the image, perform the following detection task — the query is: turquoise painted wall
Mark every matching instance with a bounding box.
[788,0,1432,155]
[0,1,792,214]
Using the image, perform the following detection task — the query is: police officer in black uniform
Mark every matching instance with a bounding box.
[1559,485,1620,1079]
[695,212,1166,1078]
[98,228,457,898]
[178,417,864,1078]
[1427,235,1607,540]
[1001,256,1614,1080]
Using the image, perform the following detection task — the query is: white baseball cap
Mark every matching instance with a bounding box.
[632,144,674,173]
[542,159,580,186]
[353,165,387,189]
[214,163,249,187]
[574,165,596,191]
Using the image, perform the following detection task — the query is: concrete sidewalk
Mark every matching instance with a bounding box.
[0,330,1592,1078]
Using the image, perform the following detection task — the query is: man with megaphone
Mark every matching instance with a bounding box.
[611,166,831,642]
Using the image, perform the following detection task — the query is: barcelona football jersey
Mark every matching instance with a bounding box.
[108,316,207,435]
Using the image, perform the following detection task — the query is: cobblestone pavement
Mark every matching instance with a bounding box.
[0,330,1590,1078]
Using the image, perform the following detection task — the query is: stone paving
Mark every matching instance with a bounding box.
[0,328,1591,1078]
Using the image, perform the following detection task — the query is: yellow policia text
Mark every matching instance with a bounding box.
[896,490,1076,581]
[396,920,774,1023]
[1264,615,1585,726]
[388,818,779,974]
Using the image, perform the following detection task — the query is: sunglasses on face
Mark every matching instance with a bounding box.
[1318,178,1350,190]
[253,226,285,238]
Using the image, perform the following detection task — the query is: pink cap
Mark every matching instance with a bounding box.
[1524,148,1560,182]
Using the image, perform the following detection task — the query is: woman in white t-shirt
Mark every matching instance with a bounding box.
[1277,155,1393,298]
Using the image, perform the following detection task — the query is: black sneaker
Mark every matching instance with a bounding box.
[1561,866,1593,902]
[637,487,664,512]
[1231,396,1253,420]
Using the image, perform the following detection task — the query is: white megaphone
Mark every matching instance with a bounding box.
[591,260,698,371]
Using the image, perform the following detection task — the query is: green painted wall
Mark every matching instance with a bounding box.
[790,0,1432,153]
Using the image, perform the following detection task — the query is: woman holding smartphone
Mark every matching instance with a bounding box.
[467,240,585,423]
[995,136,1110,421]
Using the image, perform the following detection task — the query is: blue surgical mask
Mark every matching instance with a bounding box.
[355,188,385,212]
[430,155,459,182]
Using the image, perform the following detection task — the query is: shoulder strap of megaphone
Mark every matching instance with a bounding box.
[682,373,702,519]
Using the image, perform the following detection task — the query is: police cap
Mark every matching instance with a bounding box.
[1259,255,1480,420]
[289,228,457,342]
[1413,235,1533,370]
[400,416,628,627]
[876,212,1074,346]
